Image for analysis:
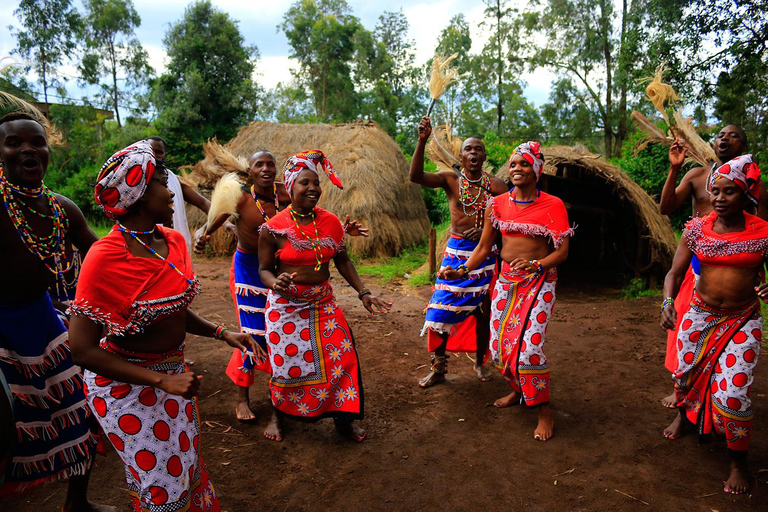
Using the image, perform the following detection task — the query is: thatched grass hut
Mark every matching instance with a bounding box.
[495,145,677,284]
[188,120,430,258]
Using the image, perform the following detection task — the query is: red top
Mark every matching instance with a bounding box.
[490,190,574,249]
[685,211,768,269]
[69,227,200,336]
[262,207,345,267]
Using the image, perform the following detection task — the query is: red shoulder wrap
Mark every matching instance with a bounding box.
[684,212,768,268]
[489,191,575,249]
[260,207,345,267]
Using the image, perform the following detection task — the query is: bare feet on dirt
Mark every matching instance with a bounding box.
[724,459,750,495]
[493,391,520,408]
[660,391,677,409]
[335,420,367,442]
[662,412,685,439]
[263,410,283,442]
[534,405,555,442]
[235,401,256,422]
[418,371,445,388]
[474,364,491,382]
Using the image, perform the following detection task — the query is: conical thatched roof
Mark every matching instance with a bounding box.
[189,120,430,258]
[496,145,677,278]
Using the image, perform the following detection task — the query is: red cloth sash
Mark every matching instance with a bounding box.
[685,212,768,268]
[262,208,344,267]
[490,191,574,248]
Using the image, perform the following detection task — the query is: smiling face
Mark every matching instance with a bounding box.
[290,168,321,210]
[714,125,747,162]
[460,138,486,173]
[0,118,50,187]
[249,151,277,189]
[508,153,537,188]
[710,176,747,219]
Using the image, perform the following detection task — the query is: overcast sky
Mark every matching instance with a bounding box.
[0,0,554,108]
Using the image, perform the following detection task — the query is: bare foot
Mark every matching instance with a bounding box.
[724,458,750,495]
[534,405,554,441]
[263,410,282,442]
[235,401,256,422]
[493,391,520,408]
[335,420,367,442]
[62,502,119,512]
[418,371,445,388]
[661,392,677,409]
[474,364,491,382]
[662,412,685,439]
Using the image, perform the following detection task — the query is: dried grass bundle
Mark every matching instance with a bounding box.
[643,64,680,124]
[0,90,62,145]
[208,173,243,226]
[630,110,670,153]
[671,111,717,167]
[426,53,459,117]
[426,123,461,172]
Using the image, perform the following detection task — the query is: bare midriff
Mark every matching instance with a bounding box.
[697,265,762,310]
[499,235,552,263]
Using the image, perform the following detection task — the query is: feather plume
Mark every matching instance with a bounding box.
[208,173,244,225]
[630,110,671,154]
[643,64,680,124]
[671,111,716,167]
[0,90,62,145]
[429,53,459,100]
[427,123,492,174]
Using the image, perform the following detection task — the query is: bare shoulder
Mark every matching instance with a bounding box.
[275,182,291,203]
[53,192,86,218]
[488,175,508,195]
[680,165,708,183]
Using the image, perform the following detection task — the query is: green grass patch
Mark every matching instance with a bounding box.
[357,242,429,282]
[91,221,114,239]
[621,277,662,300]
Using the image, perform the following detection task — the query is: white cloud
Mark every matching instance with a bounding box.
[255,55,298,90]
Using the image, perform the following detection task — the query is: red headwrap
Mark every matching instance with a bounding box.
[512,141,545,180]
[94,140,156,219]
[282,150,343,196]
[709,154,761,207]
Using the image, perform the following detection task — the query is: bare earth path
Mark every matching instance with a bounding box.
[6,258,768,511]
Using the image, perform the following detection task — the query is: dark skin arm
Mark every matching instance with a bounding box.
[181,181,211,213]
[184,309,267,361]
[660,235,694,330]
[409,116,456,189]
[659,138,699,215]
[333,248,391,315]
[57,194,97,254]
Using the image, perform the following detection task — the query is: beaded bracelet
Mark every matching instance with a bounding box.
[457,263,469,275]
[214,325,228,340]
[661,297,675,311]
[529,259,543,275]
[358,287,372,300]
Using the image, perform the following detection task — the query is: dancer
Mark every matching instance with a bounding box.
[68,140,265,511]
[258,150,390,442]
[658,126,767,408]
[440,142,573,441]
[0,96,110,510]
[410,117,507,387]
[660,153,766,495]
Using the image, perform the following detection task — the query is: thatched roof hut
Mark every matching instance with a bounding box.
[495,145,677,283]
[188,120,430,258]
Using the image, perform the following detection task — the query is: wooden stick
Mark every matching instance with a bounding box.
[614,489,649,506]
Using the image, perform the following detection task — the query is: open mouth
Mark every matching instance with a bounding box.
[469,156,479,165]
[306,193,319,200]
[21,158,40,169]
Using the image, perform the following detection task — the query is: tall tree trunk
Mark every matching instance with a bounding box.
[110,40,121,128]
[42,57,48,104]
[615,0,630,157]
[602,1,613,157]
[495,0,503,135]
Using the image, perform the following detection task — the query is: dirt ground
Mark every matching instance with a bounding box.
[6,258,768,511]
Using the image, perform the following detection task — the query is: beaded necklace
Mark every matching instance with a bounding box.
[251,184,280,221]
[288,205,324,271]
[0,168,71,293]
[510,187,541,205]
[116,223,194,284]
[459,170,491,228]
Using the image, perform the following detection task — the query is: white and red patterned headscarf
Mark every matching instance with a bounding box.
[282,150,343,196]
[94,140,156,219]
[709,153,761,206]
[512,141,545,181]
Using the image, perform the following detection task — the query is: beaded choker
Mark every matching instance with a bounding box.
[510,187,540,205]
[116,223,194,284]
[0,168,72,295]
[288,205,324,271]
[459,170,491,228]
[251,184,280,221]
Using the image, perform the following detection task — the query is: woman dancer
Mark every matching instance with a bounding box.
[69,140,265,511]
[258,150,391,442]
[661,153,768,495]
[440,142,574,442]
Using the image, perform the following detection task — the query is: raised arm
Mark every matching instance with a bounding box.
[659,138,693,215]
[410,116,449,189]
[660,235,694,329]
[181,181,211,214]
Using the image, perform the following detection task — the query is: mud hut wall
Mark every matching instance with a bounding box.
[223,122,430,258]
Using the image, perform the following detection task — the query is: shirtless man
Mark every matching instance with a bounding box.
[410,116,508,387]
[659,124,767,408]
[195,150,366,440]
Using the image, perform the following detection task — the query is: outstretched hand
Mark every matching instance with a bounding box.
[660,304,677,330]
[223,330,268,363]
[362,294,392,316]
[669,136,688,168]
[417,116,432,141]
[273,272,297,294]
[344,215,370,237]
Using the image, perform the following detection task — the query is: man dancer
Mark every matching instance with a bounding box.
[196,150,366,439]
[0,97,109,510]
[658,125,767,407]
[410,117,508,387]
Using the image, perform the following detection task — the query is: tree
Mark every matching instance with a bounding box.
[80,0,152,127]
[478,0,516,135]
[540,78,598,145]
[281,0,363,122]
[152,0,260,165]
[432,14,473,130]
[10,0,81,103]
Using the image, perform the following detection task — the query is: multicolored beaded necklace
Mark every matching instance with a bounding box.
[0,168,72,294]
[116,223,194,284]
[459,170,491,228]
[288,205,324,271]
[251,184,280,221]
